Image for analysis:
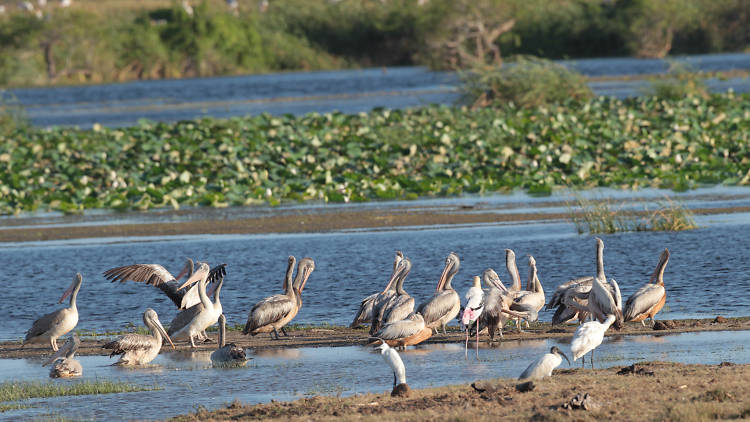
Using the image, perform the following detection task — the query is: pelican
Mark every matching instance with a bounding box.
[546,276,593,325]
[588,238,624,329]
[103,260,226,310]
[211,314,247,367]
[43,335,82,378]
[371,258,413,334]
[416,252,461,334]
[506,249,523,293]
[103,308,175,365]
[374,339,406,389]
[244,256,314,339]
[509,255,546,331]
[625,249,670,326]
[372,312,432,349]
[24,273,82,351]
[168,263,223,348]
[571,314,616,368]
[518,346,571,380]
[351,252,403,328]
[284,257,316,328]
[461,276,484,357]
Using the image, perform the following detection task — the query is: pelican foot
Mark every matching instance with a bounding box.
[203,337,215,343]
[281,327,289,337]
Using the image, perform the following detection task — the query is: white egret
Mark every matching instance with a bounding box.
[518,346,571,380]
[374,339,406,389]
[571,314,616,368]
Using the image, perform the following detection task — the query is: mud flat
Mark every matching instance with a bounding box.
[3,317,748,359]
[169,361,750,421]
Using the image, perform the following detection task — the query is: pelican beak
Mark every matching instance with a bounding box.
[436,258,453,292]
[381,261,404,294]
[178,265,208,291]
[58,274,80,304]
[299,266,313,293]
[155,318,175,349]
[175,259,191,281]
[559,350,572,366]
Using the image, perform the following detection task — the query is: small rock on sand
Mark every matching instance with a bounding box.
[391,383,410,397]
[714,316,727,323]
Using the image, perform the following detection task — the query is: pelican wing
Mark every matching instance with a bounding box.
[244,295,295,333]
[417,290,460,326]
[546,276,592,310]
[167,303,205,336]
[207,264,227,284]
[102,334,155,356]
[104,264,176,286]
[374,318,424,340]
[382,295,415,324]
[351,293,378,328]
[624,284,665,321]
[25,308,66,341]
[590,278,623,324]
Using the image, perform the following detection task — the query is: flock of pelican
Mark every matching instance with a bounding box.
[22,237,669,388]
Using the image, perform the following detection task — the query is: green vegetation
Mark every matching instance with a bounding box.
[569,197,698,234]
[646,63,710,100]
[1,0,749,87]
[0,380,160,402]
[0,403,30,413]
[2,92,750,215]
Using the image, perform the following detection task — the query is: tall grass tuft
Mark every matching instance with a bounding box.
[646,62,709,99]
[569,196,697,234]
[0,380,160,402]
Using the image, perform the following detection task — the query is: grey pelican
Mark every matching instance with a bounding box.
[461,276,484,357]
[416,252,461,334]
[371,257,413,334]
[168,263,223,348]
[374,339,406,389]
[24,273,82,351]
[506,249,522,293]
[372,312,431,348]
[518,346,571,380]
[243,256,314,339]
[571,313,616,368]
[43,335,82,378]
[211,314,247,367]
[351,252,403,328]
[474,269,512,341]
[284,257,316,328]
[546,276,593,325]
[103,260,226,310]
[625,249,670,326]
[103,308,175,365]
[509,256,546,331]
[588,238,624,329]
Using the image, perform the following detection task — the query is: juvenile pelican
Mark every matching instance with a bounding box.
[625,249,670,326]
[103,308,175,366]
[416,252,461,334]
[571,314,616,368]
[588,238,624,329]
[43,335,82,378]
[474,269,512,341]
[168,263,223,348]
[373,258,414,333]
[351,252,403,328]
[24,273,82,351]
[518,346,571,380]
[244,256,314,339]
[211,314,247,367]
[103,260,226,310]
[461,276,484,357]
[374,339,406,388]
[510,255,546,331]
[373,312,432,348]
[368,254,407,335]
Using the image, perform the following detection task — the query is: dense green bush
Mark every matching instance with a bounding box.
[1,92,749,214]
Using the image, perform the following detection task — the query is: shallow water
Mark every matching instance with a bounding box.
[2,330,749,421]
[1,205,750,342]
[7,52,750,128]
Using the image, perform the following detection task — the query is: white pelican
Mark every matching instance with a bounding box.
[211,314,247,367]
[461,276,484,357]
[372,312,431,349]
[509,255,546,331]
[351,251,403,328]
[571,314,616,368]
[103,308,175,366]
[243,256,314,339]
[374,339,406,388]
[24,273,82,351]
[588,238,624,329]
[505,249,522,293]
[416,252,461,334]
[103,260,226,310]
[43,335,82,378]
[168,263,223,348]
[518,346,571,380]
[371,257,413,334]
[625,249,670,326]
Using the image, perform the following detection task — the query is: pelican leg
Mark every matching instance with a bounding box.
[272,328,281,340]
[581,355,585,368]
[641,320,646,327]
[51,338,58,352]
[475,319,480,360]
[268,332,275,340]
[201,330,214,343]
[393,372,397,389]
[591,350,595,369]
[190,335,196,348]
[465,330,469,358]
[441,323,447,335]
[281,327,288,337]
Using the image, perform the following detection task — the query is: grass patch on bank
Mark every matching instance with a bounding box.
[0,380,160,402]
[569,197,698,234]
[0,403,31,412]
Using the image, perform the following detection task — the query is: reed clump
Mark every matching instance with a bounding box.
[0,380,160,402]
[570,197,697,234]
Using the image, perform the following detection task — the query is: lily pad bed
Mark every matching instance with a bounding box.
[1,93,749,215]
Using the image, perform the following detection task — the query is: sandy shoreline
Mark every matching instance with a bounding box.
[3,316,748,359]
